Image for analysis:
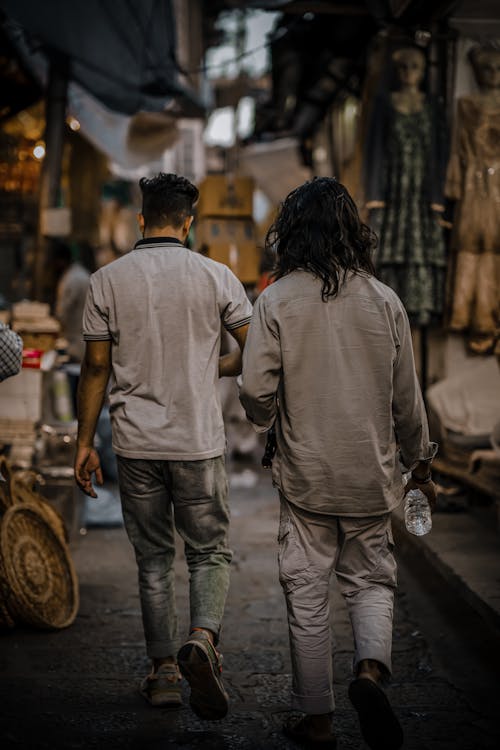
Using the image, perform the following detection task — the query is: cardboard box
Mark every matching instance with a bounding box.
[40,207,72,237]
[203,242,261,284]
[0,369,43,422]
[12,301,50,320]
[197,175,254,218]
[196,218,261,284]
[12,308,60,352]
[196,218,255,247]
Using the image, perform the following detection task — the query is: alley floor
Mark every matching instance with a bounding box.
[1,467,499,750]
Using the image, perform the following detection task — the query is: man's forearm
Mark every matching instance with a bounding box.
[219,350,242,377]
[77,360,110,447]
[220,323,249,377]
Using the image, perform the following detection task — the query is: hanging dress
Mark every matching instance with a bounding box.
[364,95,447,327]
[445,95,500,354]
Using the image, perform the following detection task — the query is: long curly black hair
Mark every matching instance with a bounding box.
[267,177,377,301]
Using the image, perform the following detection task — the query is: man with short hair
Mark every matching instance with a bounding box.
[240,177,437,750]
[75,173,251,719]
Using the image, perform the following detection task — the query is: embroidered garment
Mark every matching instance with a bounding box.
[445,95,500,352]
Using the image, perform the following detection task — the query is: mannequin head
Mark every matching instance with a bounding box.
[392,47,426,88]
[468,46,500,91]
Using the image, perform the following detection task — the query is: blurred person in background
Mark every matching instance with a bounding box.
[54,241,91,368]
[74,173,251,719]
[54,241,117,480]
[240,177,437,750]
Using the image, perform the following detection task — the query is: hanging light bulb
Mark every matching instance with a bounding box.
[33,142,46,160]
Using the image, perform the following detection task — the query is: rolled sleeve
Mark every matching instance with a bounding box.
[240,293,281,432]
[392,302,438,468]
[82,274,112,342]
[219,267,253,331]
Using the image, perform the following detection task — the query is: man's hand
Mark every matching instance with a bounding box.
[75,446,103,498]
[405,477,438,513]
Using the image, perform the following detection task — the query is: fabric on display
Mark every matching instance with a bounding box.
[445,95,500,352]
[364,94,447,327]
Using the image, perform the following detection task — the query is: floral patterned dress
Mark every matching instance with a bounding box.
[371,101,447,327]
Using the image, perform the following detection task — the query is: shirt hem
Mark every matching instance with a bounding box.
[274,480,403,518]
[113,445,225,461]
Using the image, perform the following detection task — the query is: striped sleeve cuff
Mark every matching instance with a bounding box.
[224,315,252,331]
[83,333,113,341]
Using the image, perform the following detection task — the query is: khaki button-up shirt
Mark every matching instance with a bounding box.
[240,270,437,516]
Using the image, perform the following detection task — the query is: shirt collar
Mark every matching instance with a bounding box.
[134,236,185,249]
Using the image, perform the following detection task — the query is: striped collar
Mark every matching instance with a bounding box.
[134,236,185,249]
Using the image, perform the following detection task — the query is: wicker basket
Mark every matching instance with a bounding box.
[0,551,15,628]
[0,455,14,512]
[10,470,67,543]
[0,503,79,629]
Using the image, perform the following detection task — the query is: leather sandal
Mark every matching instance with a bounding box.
[177,630,229,720]
[139,663,182,707]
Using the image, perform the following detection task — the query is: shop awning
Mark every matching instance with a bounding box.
[238,137,311,205]
[0,0,204,116]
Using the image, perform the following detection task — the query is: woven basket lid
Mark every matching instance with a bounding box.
[10,473,67,544]
[0,503,79,629]
[0,455,14,512]
[0,598,15,628]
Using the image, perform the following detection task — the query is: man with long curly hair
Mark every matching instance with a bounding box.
[240,177,437,750]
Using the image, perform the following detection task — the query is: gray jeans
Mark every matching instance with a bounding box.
[279,495,397,714]
[117,455,231,659]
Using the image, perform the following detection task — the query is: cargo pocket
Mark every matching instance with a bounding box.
[277,506,310,594]
[372,524,397,588]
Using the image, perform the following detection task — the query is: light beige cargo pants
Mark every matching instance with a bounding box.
[278,495,397,714]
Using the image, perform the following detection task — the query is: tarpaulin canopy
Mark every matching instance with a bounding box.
[0,0,204,116]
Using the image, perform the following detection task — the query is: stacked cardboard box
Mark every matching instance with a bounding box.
[11,301,60,352]
[195,175,261,284]
[0,302,60,464]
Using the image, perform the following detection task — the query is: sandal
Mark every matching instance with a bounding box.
[348,677,403,750]
[177,630,229,720]
[139,663,182,707]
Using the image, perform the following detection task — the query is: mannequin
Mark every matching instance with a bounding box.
[445,46,500,355]
[363,47,447,332]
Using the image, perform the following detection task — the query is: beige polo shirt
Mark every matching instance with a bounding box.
[240,270,437,516]
[82,238,252,460]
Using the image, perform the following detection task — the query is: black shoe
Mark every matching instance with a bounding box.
[348,677,403,750]
[282,715,337,749]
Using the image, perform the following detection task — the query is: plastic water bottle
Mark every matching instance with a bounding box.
[404,489,432,536]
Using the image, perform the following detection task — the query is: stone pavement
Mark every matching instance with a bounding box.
[392,501,500,634]
[1,467,499,749]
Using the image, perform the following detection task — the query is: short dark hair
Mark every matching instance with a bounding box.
[267,177,376,301]
[139,173,199,229]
